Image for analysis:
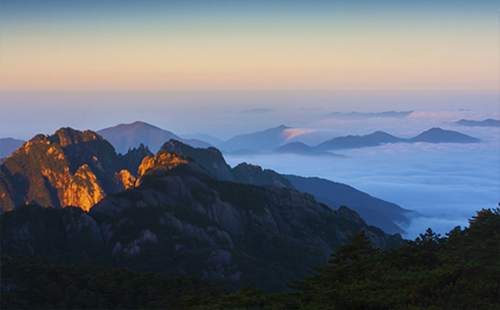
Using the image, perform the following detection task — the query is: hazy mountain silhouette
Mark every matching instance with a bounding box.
[315,131,405,151]
[277,127,481,154]
[0,138,26,158]
[97,121,210,154]
[410,127,481,143]
[219,125,291,153]
[455,119,500,127]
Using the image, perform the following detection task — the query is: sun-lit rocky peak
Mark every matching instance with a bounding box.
[49,127,103,147]
[62,164,106,212]
[136,151,191,179]
[115,170,136,190]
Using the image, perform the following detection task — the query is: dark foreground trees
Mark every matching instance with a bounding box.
[194,208,500,310]
[0,255,227,309]
[2,208,499,309]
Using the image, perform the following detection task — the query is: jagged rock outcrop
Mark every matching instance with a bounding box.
[62,164,106,212]
[161,140,234,181]
[0,128,147,212]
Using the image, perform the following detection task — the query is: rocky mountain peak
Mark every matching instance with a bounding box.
[50,127,103,148]
[137,151,190,178]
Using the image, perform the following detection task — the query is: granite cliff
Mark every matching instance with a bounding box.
[0,128,152,212]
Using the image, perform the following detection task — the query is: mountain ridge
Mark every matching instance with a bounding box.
[97,121,210,154]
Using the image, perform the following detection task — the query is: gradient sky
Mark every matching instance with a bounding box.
[1,0,498,91]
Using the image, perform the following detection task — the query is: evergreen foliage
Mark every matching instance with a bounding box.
[193,208,500,309]
[1,255,227,309]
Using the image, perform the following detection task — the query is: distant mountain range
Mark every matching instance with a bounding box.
[97,121,210,154]
[0,127,404,292]
[280,127,480,155]
[455,119,500,127]
[218,125,292,153]
[1,122,483,160]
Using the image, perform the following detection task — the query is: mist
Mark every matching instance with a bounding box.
[225,121,499,239]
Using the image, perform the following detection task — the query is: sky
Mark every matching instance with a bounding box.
[1,0,498,92]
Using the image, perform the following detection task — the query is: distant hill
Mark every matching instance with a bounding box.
[410,127,481,143]
[455,119,500,127]
[315,131,405,151]
[0,138,25,158]
[277,127,481,154]
[97,121,210,154]
[219,125,291,153]
[328,111,413,120]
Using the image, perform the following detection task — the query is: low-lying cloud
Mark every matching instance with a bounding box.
[225,139,499,240]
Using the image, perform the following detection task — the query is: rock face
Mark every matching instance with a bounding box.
[0,128,149,212]
[87,151,403,291]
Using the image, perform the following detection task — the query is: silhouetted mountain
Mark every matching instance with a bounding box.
[97,121,210,154]
[315,131,406,151]
[290,128,481,153]
[0,138,26,158]
[284,175,415,234]
[455,119,500,127]
[328,111,413,120]
[219,125,291,152]
[410,127,481,143]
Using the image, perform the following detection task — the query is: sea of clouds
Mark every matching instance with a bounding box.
[225,111,500,239]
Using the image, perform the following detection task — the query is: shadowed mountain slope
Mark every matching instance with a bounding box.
[284,175,415,235]
[160,139,410,234]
